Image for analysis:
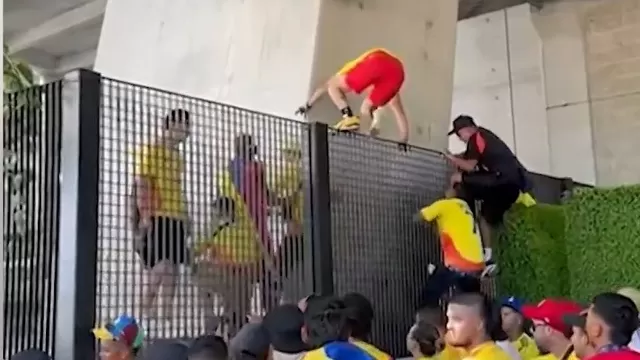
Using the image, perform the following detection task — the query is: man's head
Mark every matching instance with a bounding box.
[342,292,374,341]
[229,323,270,360]
[500,296,526,336]
[564,311,595,359]
[212,197,235,223]
[303,296,351,348]
[263,304,308,357]
[138,341,188,360]
[283,143,302,164]
[234,134,258,159]
[521,299,582,352]
[407,321,445,358]
[92,314,145,360]
[584,292,639,348]
[448,115,477,142]
[188,335,228,360]
[163,109,191,144]
[445,292,492,348]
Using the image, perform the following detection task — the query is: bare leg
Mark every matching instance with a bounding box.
[327,75,350,111]
[143,265,163,318]
[359,99,375,135]
[154,260,177,322]
[388,94,409,143]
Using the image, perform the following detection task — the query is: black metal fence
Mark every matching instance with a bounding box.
[3,69,586,359]
[3,82,62,359]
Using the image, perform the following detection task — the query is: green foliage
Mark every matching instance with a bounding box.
[496,204,569,302]
[3,45,35,93]
[565,186,640,302]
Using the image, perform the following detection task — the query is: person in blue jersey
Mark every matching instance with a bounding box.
[302,296,372,360]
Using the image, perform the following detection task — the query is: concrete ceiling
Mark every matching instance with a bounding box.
[3,0,551,80]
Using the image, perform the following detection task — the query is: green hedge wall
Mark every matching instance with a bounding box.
[497,185,640,303]
[565,186,640,302]
[496,204,569,301]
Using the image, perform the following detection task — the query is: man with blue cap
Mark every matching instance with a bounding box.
[500,296,539,359]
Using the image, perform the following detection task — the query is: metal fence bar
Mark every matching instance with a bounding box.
[54,69,101,360]
[307,122,334,296]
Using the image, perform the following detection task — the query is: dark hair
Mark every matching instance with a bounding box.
[342,292,374,341]
[410,321,443,357]
[188,335,227,360]
[416,306,445,328]
[449,292,492,335]
[164,108,190,129]
[592,292,640,346]
[304,296,350,348]
[489,302,508,342]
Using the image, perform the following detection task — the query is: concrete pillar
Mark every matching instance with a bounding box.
[95,0,458,148]
[532,2,597,185]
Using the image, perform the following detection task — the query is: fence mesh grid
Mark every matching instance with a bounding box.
[328,134,448,355]
[3,82,62,358]
[97,78,312,339]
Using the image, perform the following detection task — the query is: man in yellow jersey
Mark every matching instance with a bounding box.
[295,48,409,143]
[342,292,392,360]
[134,108,191,321]
[415,186,485,308]
[192,197,269,336]
[500,297,540,359]
[446,292,512,360]
[415,306,464,360]
[521,299,582,360]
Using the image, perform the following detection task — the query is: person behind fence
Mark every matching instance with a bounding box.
[131,108,192,321]
[520,298,582,360]
[192,196,273,337]
[563,292,640,360]
[92,314,145,360]
[500,296,540,359]
[445,292,512,360]
[445,114,535,277]
[414,185,484,308]
[295,48,409,143]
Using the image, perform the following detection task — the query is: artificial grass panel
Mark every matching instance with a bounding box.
[565,186,640,302]
[496,204,569,302]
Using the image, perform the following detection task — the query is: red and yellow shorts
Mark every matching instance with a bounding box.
[343,50,405,107]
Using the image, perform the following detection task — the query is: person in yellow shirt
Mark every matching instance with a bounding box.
[500,296,540,359]
[133,108,191,321]
[446,292,512,360]
[414,306,464,360]
[295,48,410,143]
[521,299,582,360]
[415,186,484,308]
[342,292,392,360]
[191,197,270,336]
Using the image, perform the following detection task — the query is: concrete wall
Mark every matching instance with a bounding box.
[451,0,640,186]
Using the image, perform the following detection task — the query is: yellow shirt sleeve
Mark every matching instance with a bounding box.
[420,200,444,222]
[135,145,156,178]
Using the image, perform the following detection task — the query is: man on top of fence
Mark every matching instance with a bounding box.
[295,48,410,144]
[132,108,192,322]
[445,115,533,276]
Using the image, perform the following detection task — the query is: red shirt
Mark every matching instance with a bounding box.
[588,349,640,360]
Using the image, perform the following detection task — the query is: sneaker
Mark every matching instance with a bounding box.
[481,261,498,278]
[334,116,361,131]
[427,263,437,275]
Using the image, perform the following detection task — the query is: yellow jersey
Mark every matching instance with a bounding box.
[351,339,391,360]
[532,350,579,360]
[512,333,539,359]
[195,219,261,265]
[515,192,537,207]
[273,162,303,224]
[135,144,185,218]
[464,342,512,360]
[421,345,464,360]
[420,198,484,272]
[337,48,399,75]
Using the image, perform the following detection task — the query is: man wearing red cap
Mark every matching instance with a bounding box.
[521,299,582,360]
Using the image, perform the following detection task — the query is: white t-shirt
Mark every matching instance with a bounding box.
[629,328,640,352]
[496,340,523,360]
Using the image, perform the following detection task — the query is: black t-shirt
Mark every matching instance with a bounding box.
[464,127,521,178]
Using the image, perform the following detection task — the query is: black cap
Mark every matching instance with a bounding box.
[229,323,270,360]
[138,341,189,360]
[563,311,587,330]
[188,335,228,358]
[448,115,477,135]
[263,304,308,354]
[11,349,51,360]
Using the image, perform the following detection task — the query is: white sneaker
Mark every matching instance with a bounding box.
[427,264,436,275]
[481,262,498,278]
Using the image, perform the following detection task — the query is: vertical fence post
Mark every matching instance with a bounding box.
[54,70,101,360]
[307,122,334,296]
